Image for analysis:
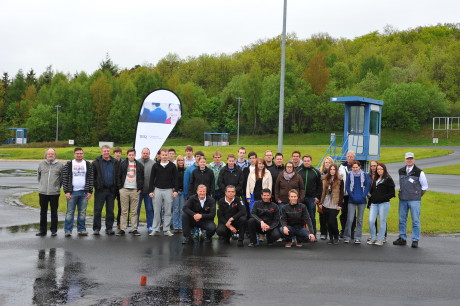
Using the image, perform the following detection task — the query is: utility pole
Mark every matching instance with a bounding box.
[55,105,61,142]
[236,97,243,145]
[278,0,287,154]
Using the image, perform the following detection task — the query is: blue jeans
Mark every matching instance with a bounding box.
[344,203,365,240]
[64,190,88,232]
[172,191,184,229]
[399,200,421,241]
[369,202,390,241]
[304,197,316,235]
[283,225,311,243]
[137,192,153,231]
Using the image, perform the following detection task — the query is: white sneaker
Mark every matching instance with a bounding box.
[164,230,174,237]
[375,240,384,246]
[367,239,376,245]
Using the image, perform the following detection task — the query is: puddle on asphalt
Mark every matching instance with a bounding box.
[0,169,36,176]
[97,286,236,305]
[32,248,97,305]
[0,221,65,234]
[99,242,238,305]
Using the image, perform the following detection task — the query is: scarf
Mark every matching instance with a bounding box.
[283,171,295,181]
[349,169,365,191]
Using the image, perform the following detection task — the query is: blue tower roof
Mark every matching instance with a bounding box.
[330,96,384,106]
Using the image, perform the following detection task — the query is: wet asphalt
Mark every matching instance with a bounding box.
[0,151,460,305]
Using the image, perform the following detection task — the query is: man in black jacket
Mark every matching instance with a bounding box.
[218,154,244,198]
[92,145,120,235]
[280,189,316,247]
[296,154,322,237]
[182,185,216,244]
[248,189,281,246]
[62,147,93,237]
[216,185,246,246]
[116,148,144,236]
[149,149,178,236]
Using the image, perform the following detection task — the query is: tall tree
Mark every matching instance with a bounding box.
[303,53,330,94]
[99,53,119,76]
[90,75,113,141]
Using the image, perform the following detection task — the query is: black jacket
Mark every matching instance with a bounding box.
[149,161,178,192]
[296,165,322,199]
[370,175,396,204]
[62,160,93,194]
[92,156,120,193]
[183,194,216,220]
[188,167,215,196]
[280,203,313,233]
[217,197,246,225]
[117,159,144,191]
[218,165,244,196]
[250,200,280,229]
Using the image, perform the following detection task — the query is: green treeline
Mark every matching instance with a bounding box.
[1,24,458,145]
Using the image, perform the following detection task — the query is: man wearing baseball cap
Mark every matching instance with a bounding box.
[393,152,428,248]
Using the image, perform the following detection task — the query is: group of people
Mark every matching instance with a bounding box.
[36,145,428,248]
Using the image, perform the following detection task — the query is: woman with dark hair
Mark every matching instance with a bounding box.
[367,160,387,242]
[246,158,272,212]
[368,163,395,245]
[318,156,334,240]
[319,164,344,245]
[275,161,305,208]
[344,160,371,244]
[281,189,316,247]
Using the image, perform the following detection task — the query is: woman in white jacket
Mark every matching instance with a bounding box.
[246,158,272,211]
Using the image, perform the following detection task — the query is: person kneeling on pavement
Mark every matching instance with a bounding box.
[247,188,281,246]
[216,185,246,247]
[281,189,316,247]
[182,184,216,244]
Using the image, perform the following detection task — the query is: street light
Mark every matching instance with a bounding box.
[278,0,287,154]
[55,105,61,142]
[236,97,243,145]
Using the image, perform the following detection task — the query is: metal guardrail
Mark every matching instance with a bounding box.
[432,117,460,138]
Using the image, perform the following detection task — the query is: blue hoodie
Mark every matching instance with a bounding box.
[345,170,371,204]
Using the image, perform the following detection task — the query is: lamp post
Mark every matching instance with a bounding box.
[55,105,61,142]
[236,97,243,145]
[278,0,287,154]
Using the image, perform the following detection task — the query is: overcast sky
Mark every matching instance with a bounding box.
[1,0,458,77]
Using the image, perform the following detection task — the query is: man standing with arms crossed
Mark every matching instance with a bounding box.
[36,148,64,236]
[149,149,178,236]
[393,152,428,248]
[63,147,93,237]
[92,145,119,235]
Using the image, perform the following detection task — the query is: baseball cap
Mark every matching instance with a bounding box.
[405,152,414,159]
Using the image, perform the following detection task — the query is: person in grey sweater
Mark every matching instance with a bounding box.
[137,148,155,233]
[36,148,64,236]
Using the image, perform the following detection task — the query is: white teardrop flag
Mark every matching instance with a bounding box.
[134,89,182,159]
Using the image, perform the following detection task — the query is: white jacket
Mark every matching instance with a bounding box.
[246,169,272,200]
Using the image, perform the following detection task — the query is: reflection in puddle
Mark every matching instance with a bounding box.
[32,248,97,305]
[99,286,235,305]
[99,242,237,305]
[0,169,36,177]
